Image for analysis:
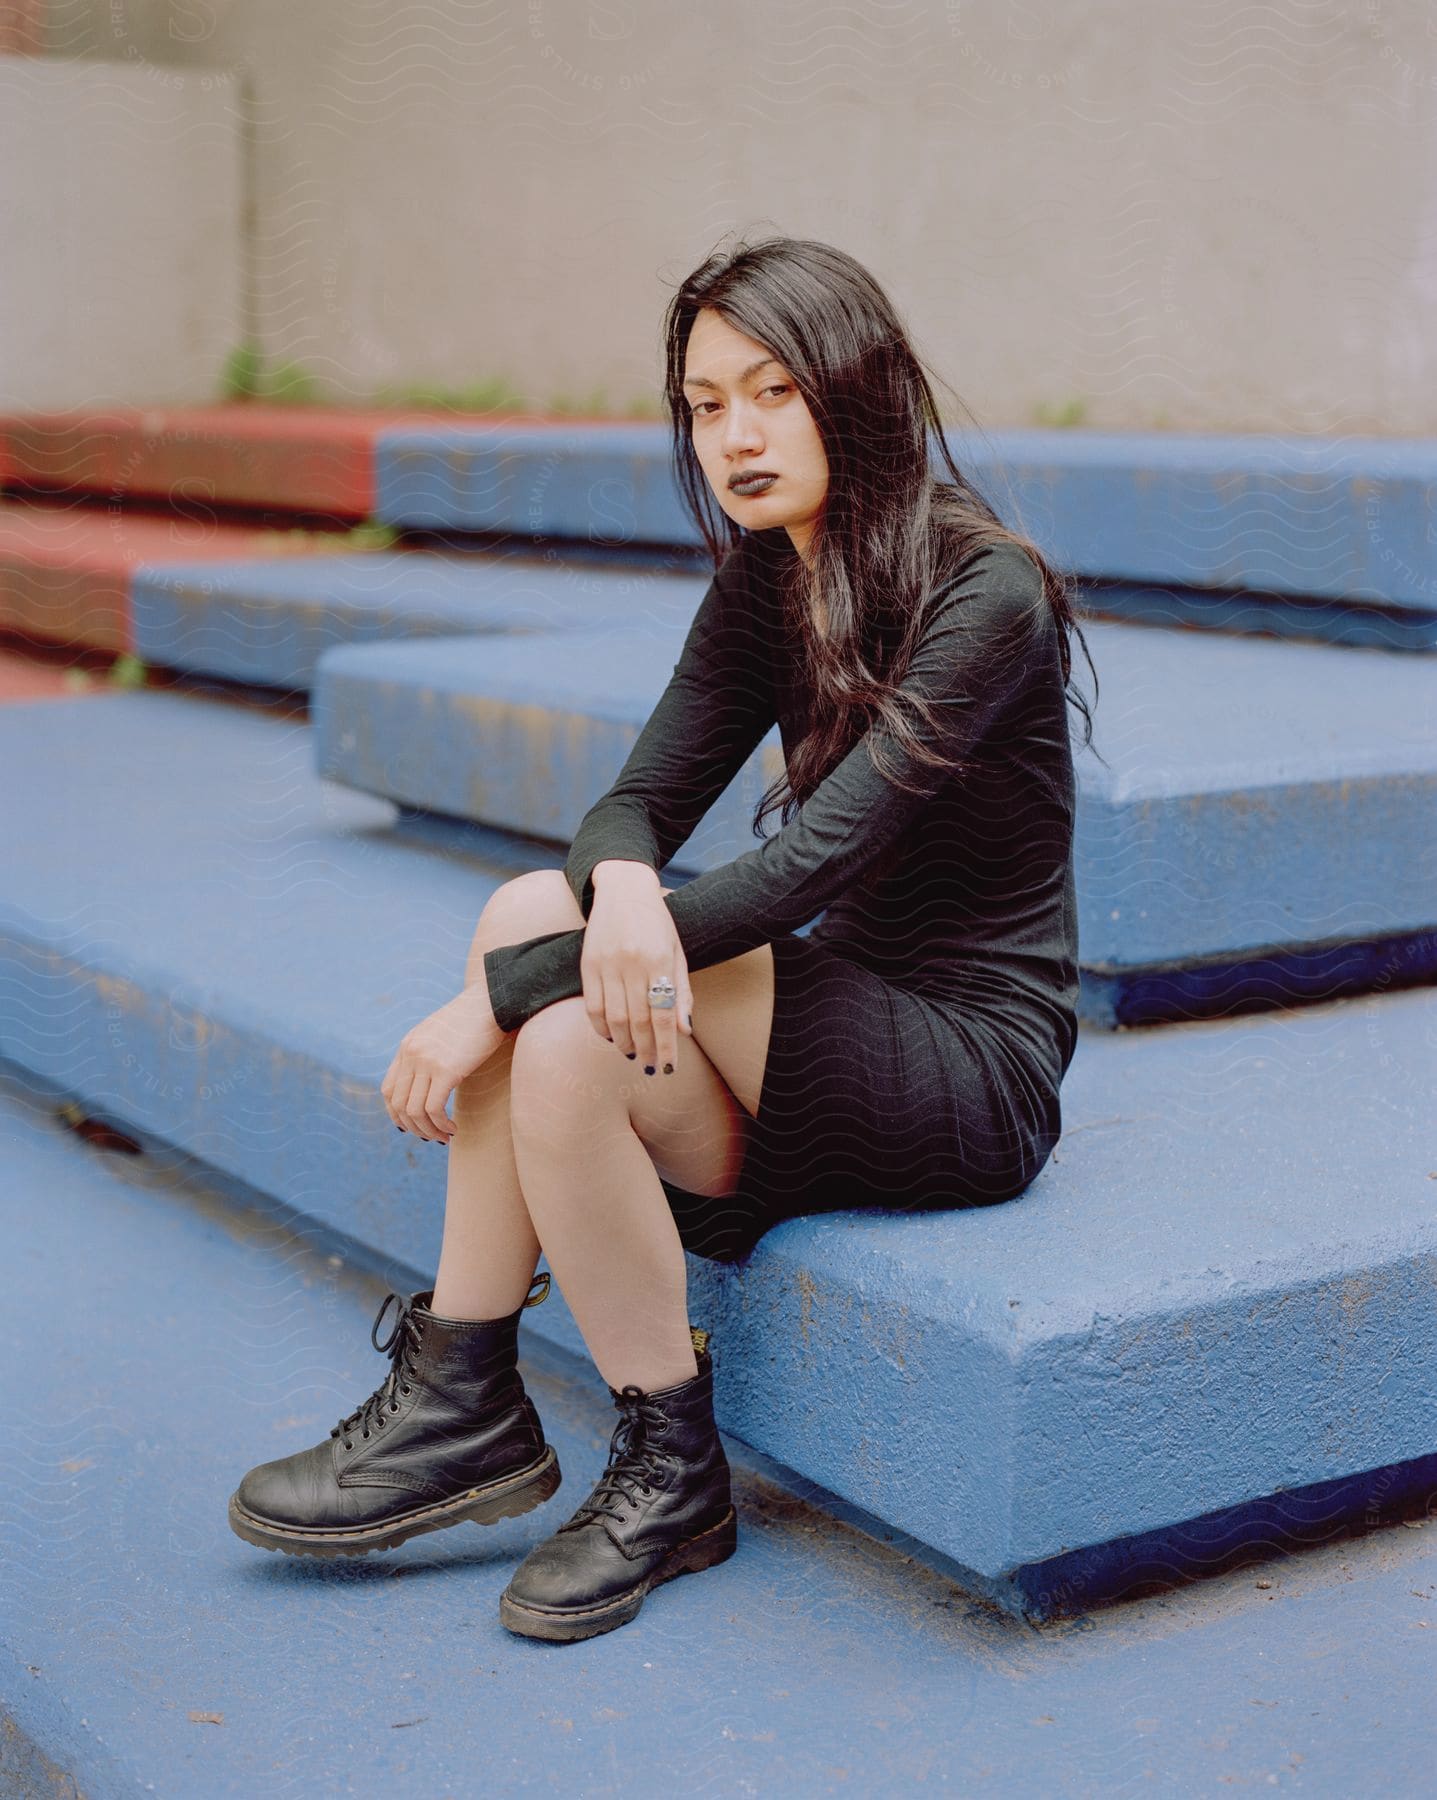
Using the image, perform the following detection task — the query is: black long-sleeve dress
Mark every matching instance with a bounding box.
[482,524,1081,1263]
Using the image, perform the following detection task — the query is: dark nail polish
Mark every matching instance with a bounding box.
[626,1052,636,1060]
[686,1013,693,1030]
[644,1065,655,1076]
[663,1062,674,1075]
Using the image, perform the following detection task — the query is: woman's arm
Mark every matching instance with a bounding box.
[560,537,776,920]
[483,543,1049,1034]
[483,538,776,1030]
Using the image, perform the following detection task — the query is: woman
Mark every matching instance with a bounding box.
[228,235,1098,1644]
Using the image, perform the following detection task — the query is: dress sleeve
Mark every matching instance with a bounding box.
[560,538,776,920]
[482,536,776,1031]
[482,542,1049,1033]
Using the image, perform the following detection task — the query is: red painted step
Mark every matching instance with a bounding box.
[0,644,105,705]
[0,403,619,521]
[0,496,346,654]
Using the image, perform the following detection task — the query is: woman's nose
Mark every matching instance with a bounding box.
[721,404,762,454]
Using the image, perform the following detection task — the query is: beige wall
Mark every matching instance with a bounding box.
[24,0,1437,432]
[0,50,241,408]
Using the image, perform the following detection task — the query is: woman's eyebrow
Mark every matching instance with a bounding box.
[682,356,782,393]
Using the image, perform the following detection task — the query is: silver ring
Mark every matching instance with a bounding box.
[647,977,677,1010]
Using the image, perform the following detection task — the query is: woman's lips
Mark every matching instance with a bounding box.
[730,474,778,496]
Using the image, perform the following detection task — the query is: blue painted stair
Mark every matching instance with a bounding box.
[92,430,1435,701]
[12,408,1431,623]
[2,689,1433,1631]
[6,1060,1433,1796]
[308,620,1437,1028]
[377,422,1437,635]
[129,547,710,691]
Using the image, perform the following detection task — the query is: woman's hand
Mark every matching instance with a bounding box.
[381,982,506,1143]
[583,869,694,1074]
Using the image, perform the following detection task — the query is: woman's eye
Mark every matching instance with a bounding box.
[692,384,789,418]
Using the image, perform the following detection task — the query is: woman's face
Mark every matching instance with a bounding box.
[682,306,828,564]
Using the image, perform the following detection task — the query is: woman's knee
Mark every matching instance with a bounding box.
[508,997,616,1139]
[482,868,579,930]
[466,870,583,981]
[507,990,749,1203]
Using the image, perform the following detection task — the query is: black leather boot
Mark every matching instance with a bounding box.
[498,1326,737,1641]
[228,1273,560,1558]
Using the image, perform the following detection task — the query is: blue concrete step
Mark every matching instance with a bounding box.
[0,491,351,658]
[129,547,709,691]
[115,532,1434,706]
[311,622,1437,1028]
[15,408,1432,624]
[6,1066,1433,1797]
[3,690,1433,1622]
[377,422,1437,636]
[14,422,1433,666]
[1068,577,1436,653]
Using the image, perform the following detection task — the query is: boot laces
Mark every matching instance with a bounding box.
[329,1290,423,1450]
[569,1386,672,1525]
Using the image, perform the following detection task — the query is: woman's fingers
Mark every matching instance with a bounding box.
[623,967,660,1070]
[657,886,690,1056]
[653,984,679,1073]
[420,1072,455,1144]
[628,965,685,1074]
[380,1053,401,1127]
[583,964,614,1047]
[579,886,691,1073]
[389,1061,446,1142]
[582,958,623,1051]
[383,988,502,1142]
[600,969,636,1059]
[401,1068,439,1142]
[654,952,686,1072]
[391,1064,422,1137]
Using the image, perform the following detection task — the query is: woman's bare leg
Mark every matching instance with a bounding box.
[506,998,706,1395]
[431,871,771,1392]
[429,1027,543,1321]
[428,879,562,1320]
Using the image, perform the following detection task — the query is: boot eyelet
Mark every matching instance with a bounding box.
[401,1385,412,1395]
[390,1400,399,1412]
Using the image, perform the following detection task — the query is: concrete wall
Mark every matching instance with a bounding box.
[0,51,241,409]
[22,0,1437,432]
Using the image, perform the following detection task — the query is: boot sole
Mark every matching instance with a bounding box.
[497,1504,738,1642]
[227,1444,562,1558]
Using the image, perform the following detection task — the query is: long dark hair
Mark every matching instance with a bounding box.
[660,233,1100,837]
